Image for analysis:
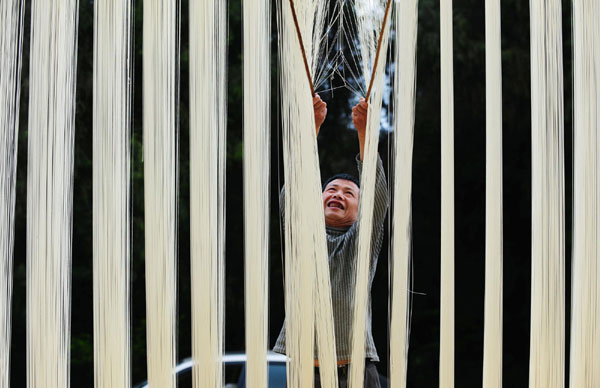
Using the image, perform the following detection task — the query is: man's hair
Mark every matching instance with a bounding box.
[322,173,360,191]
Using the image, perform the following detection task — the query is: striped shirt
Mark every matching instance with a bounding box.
[273,155,389,361]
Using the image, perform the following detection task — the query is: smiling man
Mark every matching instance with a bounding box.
[322,173,360,228]
[273,94,389,388]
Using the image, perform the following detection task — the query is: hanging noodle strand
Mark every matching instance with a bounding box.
[243,0,270,386]
[142,0,180,387]
[570,0,600,386]
[348,0,392,386]
[482,0,503,387]
[439,0,455,386]
[92,0,133,386]
[26,0,80,387]
[277,0,339,386]
[528,0,565,386]
[389,0,419,386]
[0,0,25,386]
[189,0,227,386]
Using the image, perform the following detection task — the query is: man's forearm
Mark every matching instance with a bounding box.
[355,154,390,261]
[358,133,366,161]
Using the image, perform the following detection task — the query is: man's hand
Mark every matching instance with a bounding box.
[352,98,368,137]
[352,98,368,160]
[314,94,327,135]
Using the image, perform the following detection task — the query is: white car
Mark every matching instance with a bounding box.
[133,351,287,388]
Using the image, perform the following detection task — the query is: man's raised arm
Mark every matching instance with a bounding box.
[351,98,368,161]
[352,99,390,259]
[314,94,327,136]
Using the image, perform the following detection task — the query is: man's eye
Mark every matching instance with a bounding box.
[346,192,354,197]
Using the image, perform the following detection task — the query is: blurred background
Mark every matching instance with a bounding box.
[9,0,573,386]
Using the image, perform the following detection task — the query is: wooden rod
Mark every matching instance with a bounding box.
[365,0,393,101]
[287,0,316,96]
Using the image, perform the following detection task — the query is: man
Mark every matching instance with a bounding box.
[273,94,389,388]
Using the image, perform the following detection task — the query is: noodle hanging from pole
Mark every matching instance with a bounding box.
[92,0,133,386]
[0,0,25,386]
[528,0,565,386]
[26,0,80,387]
[142,0,180,386]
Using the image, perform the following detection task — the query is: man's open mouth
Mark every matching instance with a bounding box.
[327,200,344,210]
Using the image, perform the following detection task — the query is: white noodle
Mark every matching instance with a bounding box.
[348,0,392,386]
[570,1,599,386]
[243,0,271,386]
[277,0,339,386]
[528,0,565,386]
[26,0,79,387]
[0,0,25,386]
[389,0,418,386]
[482,0,503,387]
[142,0,180,386]
[439,0,455,386]
[92,0,133,386]
[189,0,227,387]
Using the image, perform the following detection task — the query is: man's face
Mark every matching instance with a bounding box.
[322,179,360,228]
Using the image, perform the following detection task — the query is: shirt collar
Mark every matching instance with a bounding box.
[326,224,351,234]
